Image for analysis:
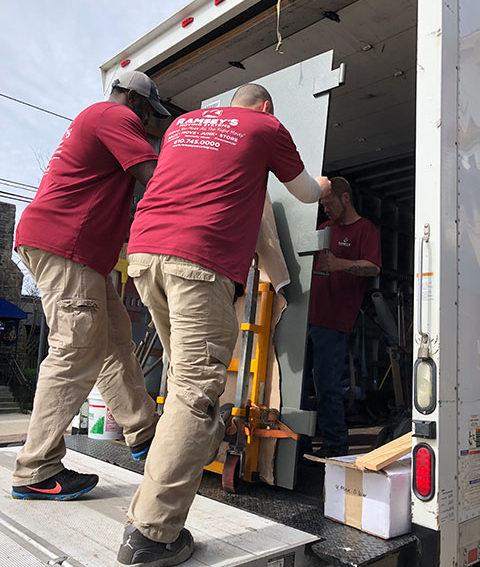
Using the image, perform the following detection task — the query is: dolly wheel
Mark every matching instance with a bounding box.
[222,453,241,493]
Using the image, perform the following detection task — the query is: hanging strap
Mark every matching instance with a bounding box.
[275,0,284,53]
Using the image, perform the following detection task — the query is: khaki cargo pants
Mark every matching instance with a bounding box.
[126,253,238,543]
[13,246,158,486]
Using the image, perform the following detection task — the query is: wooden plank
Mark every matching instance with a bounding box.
[0,434,26,445]
[355,432,412,471]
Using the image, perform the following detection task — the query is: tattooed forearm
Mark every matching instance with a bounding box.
[345,265,379,277]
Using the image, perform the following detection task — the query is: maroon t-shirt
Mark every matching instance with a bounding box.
[128,107,305,284]
[16,102,157,276]
[309,217,381,333]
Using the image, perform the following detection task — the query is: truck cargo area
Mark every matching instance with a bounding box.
[103,0,418,456]
[96,0,422,564]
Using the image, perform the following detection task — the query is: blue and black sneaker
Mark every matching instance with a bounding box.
[12,468,99,500]
[130,438,153,462]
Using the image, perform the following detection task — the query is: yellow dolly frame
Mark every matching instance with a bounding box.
[151,257,299,492]
[205,257,299,493]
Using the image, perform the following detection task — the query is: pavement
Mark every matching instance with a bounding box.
[0,412,30,445]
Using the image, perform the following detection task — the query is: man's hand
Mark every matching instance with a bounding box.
[315,251,343,273]
[315,176,331,198]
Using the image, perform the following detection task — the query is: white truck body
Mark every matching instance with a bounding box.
[99,1,480,565]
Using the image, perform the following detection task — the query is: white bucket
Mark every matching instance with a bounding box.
[88,386,122,440]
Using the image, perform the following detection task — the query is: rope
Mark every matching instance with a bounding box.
[275,0,284,54]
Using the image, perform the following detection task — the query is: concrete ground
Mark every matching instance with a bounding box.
[0,412,30,445]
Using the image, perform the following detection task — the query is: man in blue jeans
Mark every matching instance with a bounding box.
[307,177,381,457]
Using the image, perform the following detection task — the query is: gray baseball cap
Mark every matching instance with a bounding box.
[112,71,170,118]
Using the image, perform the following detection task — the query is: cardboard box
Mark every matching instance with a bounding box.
[323,454,411,539]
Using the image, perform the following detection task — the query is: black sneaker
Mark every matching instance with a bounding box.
[130,437,154,462]
[12,468,99,501]
[116,525,194,566]
[303,445,349,464]
[315,446,349,458]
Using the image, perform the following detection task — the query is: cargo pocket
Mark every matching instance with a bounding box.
[127,262,152,279]
[206,341,233,369]
[203,341,233,403]
[163,261,215,317]
[163,262,216,282]
[57,298,98,348]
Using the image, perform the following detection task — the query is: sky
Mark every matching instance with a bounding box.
[0,0,186,285]
[0,0,187,209]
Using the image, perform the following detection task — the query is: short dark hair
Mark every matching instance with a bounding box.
[330,176,353,200]
[230,83,274,113]
[111,85,130,96]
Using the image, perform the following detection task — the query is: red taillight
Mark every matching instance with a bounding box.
[413,444,435,501]
[120,59,131,68]
[468,548,478,565]
[182,17,194,27]
[214,0,225,5]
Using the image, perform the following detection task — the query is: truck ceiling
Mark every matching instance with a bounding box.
[101,0,417,171]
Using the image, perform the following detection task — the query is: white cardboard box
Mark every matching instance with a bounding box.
[323,454,411,539]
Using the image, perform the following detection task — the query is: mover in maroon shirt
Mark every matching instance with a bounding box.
[306,177,381,458]
[12,71,170,502]
[128,104,323,285]
[117,84,331,567]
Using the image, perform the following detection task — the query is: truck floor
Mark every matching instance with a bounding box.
[61,435,417,567]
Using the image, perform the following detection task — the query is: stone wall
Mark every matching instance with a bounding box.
[0,202,26,370]
[0,203,23,303]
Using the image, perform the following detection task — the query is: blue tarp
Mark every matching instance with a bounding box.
[0,298,27,320]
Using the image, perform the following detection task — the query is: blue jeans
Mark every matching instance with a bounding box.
[308,325,349,450]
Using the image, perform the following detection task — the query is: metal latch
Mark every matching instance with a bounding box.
[413,420,436,439]
[313,62,346,97]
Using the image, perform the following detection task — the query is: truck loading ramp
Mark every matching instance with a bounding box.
[0,438,418,566]
[0,445,317,567]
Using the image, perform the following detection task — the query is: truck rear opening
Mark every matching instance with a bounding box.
[97,1,480,565]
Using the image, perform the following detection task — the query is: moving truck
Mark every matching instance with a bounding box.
[98,1,480,565]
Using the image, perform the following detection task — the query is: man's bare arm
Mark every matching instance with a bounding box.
[344,260,380,277]
[283,169,331,203]
[127,159,157,187]
[315,253,380,276]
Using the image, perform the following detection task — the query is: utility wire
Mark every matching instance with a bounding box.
[0,179,38,194]
[0,93,73,122]
[0,183,36,197]
[0,188,33,199]
[1,185,37,195]
[0,191,33,204]
[0,177,37,190]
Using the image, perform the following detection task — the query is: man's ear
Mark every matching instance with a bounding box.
[262,100,272,114]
